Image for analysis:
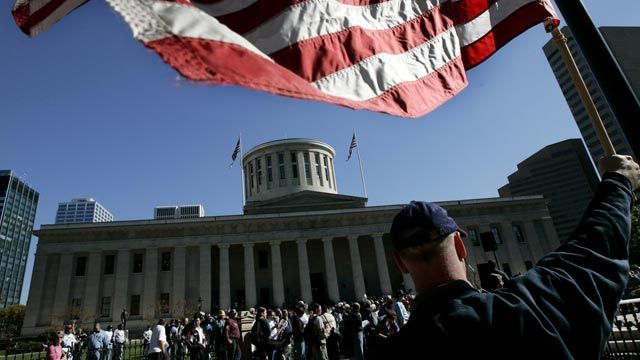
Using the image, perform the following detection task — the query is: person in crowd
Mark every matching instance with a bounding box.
[85,322,109,360]
[188,317,207,360]
[120,308,129,329]
[371,155,640,359]
[224,309,242,360]
[47,331,64,360]
[61,325,77,360]
[213,310,227,360]
[251,307,273,360]
[348,303,364,360]
[304,303,327,360]
[391,291,409,329]
[142,326,152,356]
[112,324,126,360]
[147,319,167,360]
[374,310,399,341]
[485,273,505,292]
[103,326,113,360]
[291,307,306,360]
[487,260,510,282]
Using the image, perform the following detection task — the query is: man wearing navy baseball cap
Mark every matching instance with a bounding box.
[372,155,640,359]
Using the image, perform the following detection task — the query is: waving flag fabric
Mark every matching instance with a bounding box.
[230,137,241,167]
[347,133,358,161]
[13,0,558,118]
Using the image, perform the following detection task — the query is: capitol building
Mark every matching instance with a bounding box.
[22,139,560,335]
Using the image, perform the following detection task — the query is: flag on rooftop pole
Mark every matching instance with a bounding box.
[347,133,357,162]
[230,137,241,168]
[13,0,558,118]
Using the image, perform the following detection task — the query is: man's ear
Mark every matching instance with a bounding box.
[393,251,410,274]
[454,232,468,261]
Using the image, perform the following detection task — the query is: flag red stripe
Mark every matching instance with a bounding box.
[461,1,554,69]
[270,4,454,82]
[11,4,30,31]
[145,36,467,117]
[12,0,87,36]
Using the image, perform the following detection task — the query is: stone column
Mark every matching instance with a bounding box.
[83,251,102,319]
[112,250,130,321]
[347,235,366,301]
[321,237,340,303]
[52,253,74,325]
[199,245,212,312]
[143,248,158,320]
[501,222,526,275]
[243,243,257,308]
[270,241,285,307]
[219,245,231,310]
[372,233,392,296]
[172,247,186,317]
[296,240,312,303]
[22,252,48,330]
[523,222,545,263]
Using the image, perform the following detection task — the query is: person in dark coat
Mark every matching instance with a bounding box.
[372,154,640,359]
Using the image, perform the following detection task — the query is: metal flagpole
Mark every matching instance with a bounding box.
[239,133,246,207]
[545,20,616,156]
[552,0,640,159]
[354,129,368,198]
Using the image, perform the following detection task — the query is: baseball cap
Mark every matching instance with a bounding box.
[390,201,466,250]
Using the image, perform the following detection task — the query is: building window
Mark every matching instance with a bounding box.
[159,293,170,314]
[133,253,143,273]
[161,252,171,271]
[303,152,312,180]
[525,261,534,270]
[101,297,112,318]
[513,224,526,243]
[104,255,115,275]
[278,153,286,180]
[257,159,263,186]
[490,226,503,245]
[314,152,323,186]
[249,163,255,188]
[258,250,268,269]
[130,295,141,316]
[75,256,87,276]
[291,152,299,178]
[323,155,331,188]
[266,155,273,183]
[467,228,480,246]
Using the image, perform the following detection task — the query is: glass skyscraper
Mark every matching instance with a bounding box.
[0,170,39,308]
[55,198,113,224]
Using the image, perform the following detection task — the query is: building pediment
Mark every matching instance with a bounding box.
[244,191,367,215]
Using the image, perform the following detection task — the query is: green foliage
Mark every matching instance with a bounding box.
[0,305,26,339]
[631,205,640,267]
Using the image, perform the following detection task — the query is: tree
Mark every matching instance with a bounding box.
[0,304,26,339]
[630,205,640,267]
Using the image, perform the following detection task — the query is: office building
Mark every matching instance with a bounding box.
[22,139,561,335]
[543,26,639,161]
[0,170,39,308]
[498,139,599,243]
[55,198,113,224]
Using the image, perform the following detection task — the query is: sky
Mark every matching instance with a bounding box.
[1,1,639,304]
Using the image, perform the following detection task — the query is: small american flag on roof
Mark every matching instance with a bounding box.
[347,133,358,161]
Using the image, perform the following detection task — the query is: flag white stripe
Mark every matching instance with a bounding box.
[151,2,272,60]
[29,0,49,14]
[245,0,448,54]
[312,27,460,101]
[455,0,540,47]
[31,0,85,36]
[192,0,260,18]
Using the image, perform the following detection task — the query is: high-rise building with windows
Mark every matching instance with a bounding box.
[498,139,599,243]
[543,26,639,161]
[55,198,113,224]
[0,170,39,308]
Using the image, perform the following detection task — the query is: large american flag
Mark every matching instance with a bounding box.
[12,0,558,117]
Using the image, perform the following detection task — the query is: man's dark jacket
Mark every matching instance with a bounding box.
[372,173,635,359]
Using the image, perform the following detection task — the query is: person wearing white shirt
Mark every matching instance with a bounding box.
[113,324,126,360]
[148,319,167,360]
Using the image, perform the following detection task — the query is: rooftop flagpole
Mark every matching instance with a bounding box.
[354,129,368,199]
[239,133,246,207]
